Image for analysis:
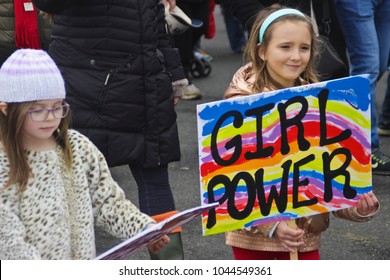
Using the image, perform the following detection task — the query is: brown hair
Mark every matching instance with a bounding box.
[244,5,319,93]
[0,102,73,192]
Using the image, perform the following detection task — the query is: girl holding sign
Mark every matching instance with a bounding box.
[223,5,379,260]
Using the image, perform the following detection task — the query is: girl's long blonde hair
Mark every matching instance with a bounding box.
[244,5,320,93]
[0,102,72,192]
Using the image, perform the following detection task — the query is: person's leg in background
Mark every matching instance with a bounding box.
[174,1,210,100]
[370,0,390,171]
[220,3,247,54]
[378,70,390,135]
[173,3,201,100]
[173,21,193,83]
[376,2,390,136]
[130,164,184,260]
[334,0,390,175]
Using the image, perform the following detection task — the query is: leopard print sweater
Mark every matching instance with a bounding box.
[0,130,154,259]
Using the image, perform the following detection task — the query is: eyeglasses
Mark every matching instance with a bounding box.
[27,103,70,122]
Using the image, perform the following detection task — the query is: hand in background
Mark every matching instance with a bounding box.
[162,0,176,11]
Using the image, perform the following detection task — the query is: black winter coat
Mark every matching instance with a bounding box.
[33,0,186,167]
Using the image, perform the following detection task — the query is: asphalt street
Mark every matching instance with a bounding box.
[95,7,390,260]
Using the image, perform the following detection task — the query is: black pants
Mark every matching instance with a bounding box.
[129,164,176,216]
[173,1,210,79]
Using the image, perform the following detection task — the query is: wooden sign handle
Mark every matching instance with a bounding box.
[286,219,298,260]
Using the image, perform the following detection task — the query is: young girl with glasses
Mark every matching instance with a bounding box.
[223,5,380,260]
[0,49,169,259]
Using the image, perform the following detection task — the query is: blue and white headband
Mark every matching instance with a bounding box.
[258,8,305,44]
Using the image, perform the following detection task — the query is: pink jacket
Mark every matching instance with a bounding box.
[224,63,256,99]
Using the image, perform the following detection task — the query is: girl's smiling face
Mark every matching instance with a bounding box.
[259,20,312,89]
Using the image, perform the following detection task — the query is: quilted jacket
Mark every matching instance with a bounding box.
[33,0,185,167]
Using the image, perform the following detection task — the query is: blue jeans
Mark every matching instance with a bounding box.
[221,5,247,53]
[129,164,176,216]
[334,0,390,149]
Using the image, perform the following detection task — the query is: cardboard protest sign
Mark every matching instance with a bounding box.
[197,75,371,236]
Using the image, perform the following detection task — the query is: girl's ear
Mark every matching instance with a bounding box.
[0,102,8,115]
[258,45,266,61]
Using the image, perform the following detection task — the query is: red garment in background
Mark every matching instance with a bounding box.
[14,0,41,49]
[205,0,216,39]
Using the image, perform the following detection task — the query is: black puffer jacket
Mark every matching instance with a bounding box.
[33,0,186,167]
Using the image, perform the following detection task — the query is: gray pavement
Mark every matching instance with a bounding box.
[96,8,390,260]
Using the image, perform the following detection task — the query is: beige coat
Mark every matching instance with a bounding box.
[0,130,153,259]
